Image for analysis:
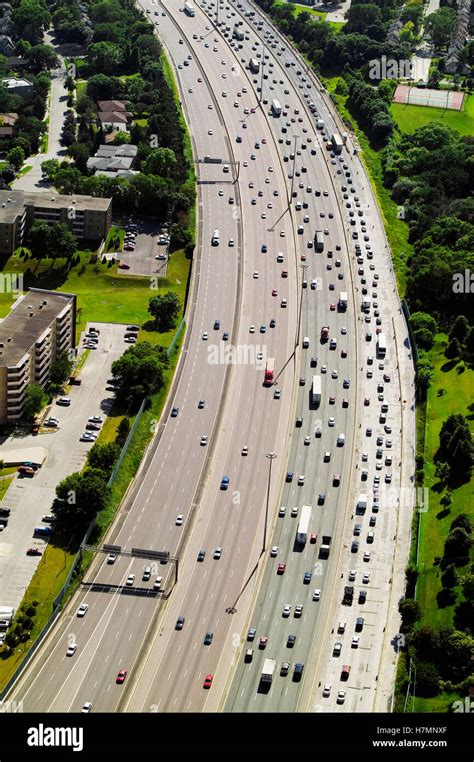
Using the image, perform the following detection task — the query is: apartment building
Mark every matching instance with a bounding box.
[0,190,112,256]
[0,289,76,424]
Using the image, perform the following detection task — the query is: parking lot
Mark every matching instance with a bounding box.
[117,218,169,277]
[0,323,127,610]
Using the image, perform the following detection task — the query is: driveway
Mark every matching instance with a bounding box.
[0,323,126,610]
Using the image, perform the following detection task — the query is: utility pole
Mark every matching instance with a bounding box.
[289,134,298,205]
[296,263,308,349]
[258,41,266,103]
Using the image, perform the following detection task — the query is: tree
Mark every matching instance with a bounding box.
[416,352,434,396]
[444,527,471,561]
[49,224,77,262]
[148,292,181,331]
[40,159,60,182]
[445,337,462,359]
[448,315,469,344]
[399,598,421,630]
[22,384,47,420]
[410,312,437,350]
[67,143,91,173]
[52,469,110,524]
[425,7,457,50]
[111,342,166,405]
[49,351,73,387]
[89,42,124,75]
[435,461,451,483]
[143,148,177,178]
[450,513,472,534]
[87,442,120,476]
[116,417,130,446]
[441,564,458,588]
[28,220,51,260]
[12,0,51,45]
[6,146,25,170]
[26,44,59,71]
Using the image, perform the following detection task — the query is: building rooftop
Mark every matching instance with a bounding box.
[2,77,32,88]
[0,190,111,224]
[0,289,75,367]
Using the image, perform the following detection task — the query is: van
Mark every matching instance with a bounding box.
[341,664,351,680]
[211,229,220,245]
[302,337,309,348]
[311,279,317,289]
[244,648,253,662]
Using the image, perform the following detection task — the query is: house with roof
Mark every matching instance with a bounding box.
[97,100,132,132]
[86,144,138,175]
[0,111,17,140]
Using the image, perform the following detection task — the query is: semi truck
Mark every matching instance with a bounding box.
[311,375,321,406]
[264,358,275,386]
[249,58,260,74]
[331,133,344,154]
[339,292,348,310]
[296,505,312,545]
[260,657,276,685]
[271,99,281,117]
[319,535,332,558]
[184,1,195,15]
[320,325,329,342]
[314,229,324,252]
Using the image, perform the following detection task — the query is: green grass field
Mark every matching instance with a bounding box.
[0,475,14,500]
[391,93,474,137]
[415,336,474,634]
[273,1,327,19]
[0,247,191,343]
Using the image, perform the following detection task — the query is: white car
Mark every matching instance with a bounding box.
[176,514,184,526]
[321,365,327,373]
[200,435,208,446]
[241,446,249,456]
[270,546,278,557]
[337,690,346,704]
[362,572,370,583]
[312,589,321,601]
[323,684,331,697]
[76,603,89,618]
[348,569,356,581]
[81,702,92,713]
[331,370,338,379]
[341,326,347,334]
[202,332,208,340]
[126,574,135,586]
[57,397,71,406]
[154,576,162,590]
[351,636,360,648]
[66,643,77,657]
[282,605,291,617]
[107,554,116,564]
[328,417,335,427]
[249,325,255,333]
[88,416,103,424]
[253,271,259,279]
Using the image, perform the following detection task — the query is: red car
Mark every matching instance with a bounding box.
[258,636,268,648]
[26,547,42,556]
[119,263,131,269]
[364,397,370,406]
[383,374,391,382]
[310,533,318,544]
[203,674,213,689]
[300,254,306,261]
[330,303,336,310]
[116,669,128,684]
[277,563,286,574]
[272,289,278,296]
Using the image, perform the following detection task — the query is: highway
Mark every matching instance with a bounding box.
[8,0,414,715]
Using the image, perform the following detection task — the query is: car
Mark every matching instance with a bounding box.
[294,605,303,617]
[349,569,356,581]
[26,547,42,556]
[286,634,296,648]
[351,636,360,648]
[203,631,214,646]
[170,407,179,418]
[363,572,370,584]
[328,417,335,427]
[279,506,286,517]
[323,684,331,697]
[280,661,290,676]
[107,553,117,564]
[277,563,286,574]
[337,690,346,704]
[258,636,268,648]
[333,642,342,656]
[298,474,305,485]
[355,617,364,632]
[282,604,291,617]
[66,643,77,657]
[220,476,230,490]
[247,628,256,641]
[203,674,213,689]
[116,669,128,684]
[272,288,278,296]
[154,576,163,590]
[125,574,135,586]
[363,552,371,562]
[200,435,208,446]
[197,549,206,562]
[270,546,278,557]
[286,471,293,483]
[77,603,89,618]
[303,572,312,584]
[213,546,222,560]
[57,396,71,406]
[175,514,184,526]
[81,702,92,713]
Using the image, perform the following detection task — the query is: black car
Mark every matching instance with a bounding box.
[287,634,296,648]
[170,407,179,417]
[355,617,364,632]
[197,549,206,562]
[175,616,185,630]
[203,631,213,645]
[358,590,367,604]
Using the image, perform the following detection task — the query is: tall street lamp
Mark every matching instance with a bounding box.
[296,263,308,349]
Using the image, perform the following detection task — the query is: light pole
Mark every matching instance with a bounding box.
[296,263,308,349]
[263,452,277,554]
[289,135,299,205]
[258,42,266,103]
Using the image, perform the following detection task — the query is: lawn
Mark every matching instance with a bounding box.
[415,335,474,633]
[19,165,33,176]
[273,1,327,19]
[391,93,474,137]
[0,247,191,343]
[104,225,125,253]
[324,76,411,294]
[0,475,14,500]
[75,79,87,99]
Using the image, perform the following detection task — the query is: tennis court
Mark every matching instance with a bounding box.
[393,85,465,111]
